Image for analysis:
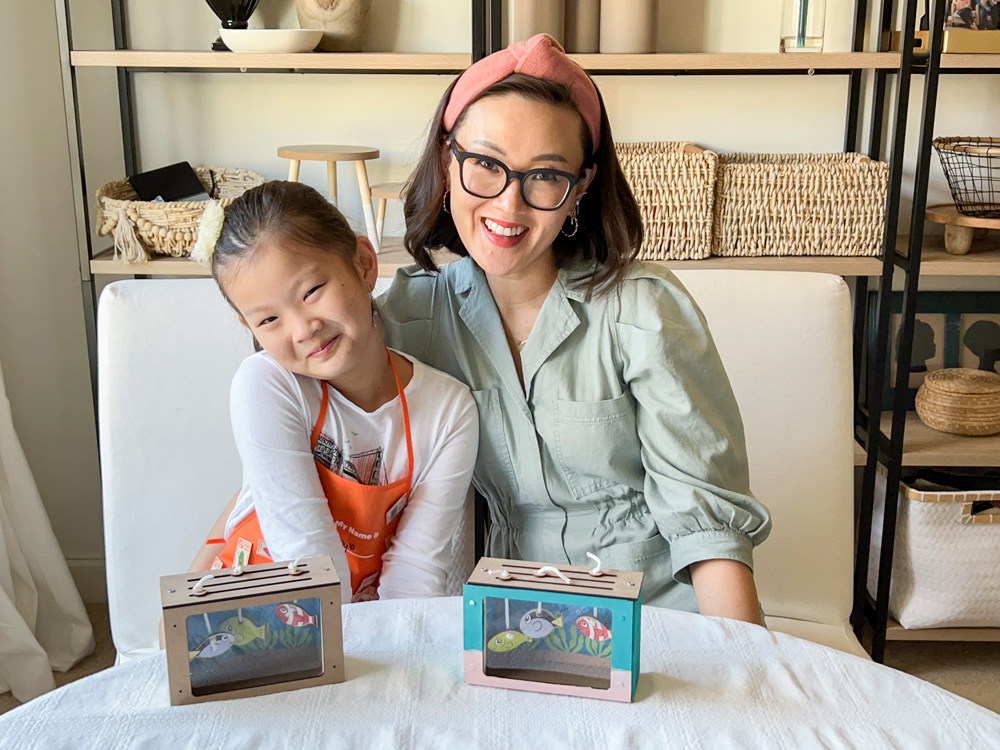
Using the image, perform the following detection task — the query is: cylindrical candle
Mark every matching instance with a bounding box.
[511,0,565,44]
[599,0,655,54]
[565,0,600,53]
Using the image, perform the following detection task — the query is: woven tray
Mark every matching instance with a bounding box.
[712,153,888,257]
[96,166,265,262]
[615,142,717,260]
[915,367,1000,436]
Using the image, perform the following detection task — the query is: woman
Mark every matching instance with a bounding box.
[377,34,771,623]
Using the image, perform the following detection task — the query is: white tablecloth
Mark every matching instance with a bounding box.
[2,597,998,749]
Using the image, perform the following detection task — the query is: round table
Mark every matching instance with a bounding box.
[3,598,999,748]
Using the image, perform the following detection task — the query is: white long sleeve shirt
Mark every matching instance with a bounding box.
[225,350,479,602]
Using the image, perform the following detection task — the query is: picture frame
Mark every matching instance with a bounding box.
[866,291,1000,410]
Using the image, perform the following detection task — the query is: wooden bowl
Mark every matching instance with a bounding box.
[915,368,1000,436]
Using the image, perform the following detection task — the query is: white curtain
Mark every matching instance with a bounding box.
[0,358,93,702]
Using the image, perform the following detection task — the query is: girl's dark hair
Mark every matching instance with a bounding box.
[403,73,642,295]
[211,180,357,283]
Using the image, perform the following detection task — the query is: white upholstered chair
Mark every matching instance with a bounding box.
[97,271,864,662]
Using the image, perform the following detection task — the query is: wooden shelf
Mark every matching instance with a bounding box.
[880,412,1000,467]
[886,618,1000,641]
[940,54,1000,70]
[70,50,470,72]
[570,52,901,72]
[898,233,1000,275]
[92,243,884,278]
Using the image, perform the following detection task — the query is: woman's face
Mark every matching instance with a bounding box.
[445,94,594,283]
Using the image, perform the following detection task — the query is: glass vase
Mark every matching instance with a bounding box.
[780,0,826,53]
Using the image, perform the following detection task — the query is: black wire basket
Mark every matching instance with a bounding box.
[933,137,1000,219]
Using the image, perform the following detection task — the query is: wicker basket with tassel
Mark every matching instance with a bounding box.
[915,368,1000,437]
[615,142,717,260]
[96,166,265,263]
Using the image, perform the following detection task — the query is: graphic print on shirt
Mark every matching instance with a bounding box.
[312,433,387,486]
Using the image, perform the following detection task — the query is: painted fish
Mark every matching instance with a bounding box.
[189,632,235,660]
[487,630,533,652]
[275,602,318,628]
[219,615,267,646]
[518,608,564,639]
[576,616,612,642]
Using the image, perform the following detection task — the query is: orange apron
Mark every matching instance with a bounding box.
[217,350,414,602]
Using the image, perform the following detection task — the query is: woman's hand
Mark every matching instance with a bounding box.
[689,558,763,625]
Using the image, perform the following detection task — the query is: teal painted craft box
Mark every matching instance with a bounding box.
[463,557,643,703]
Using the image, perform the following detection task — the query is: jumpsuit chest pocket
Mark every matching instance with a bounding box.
[552,392,641,500]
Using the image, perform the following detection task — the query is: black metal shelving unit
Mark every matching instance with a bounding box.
[57,0,995,660]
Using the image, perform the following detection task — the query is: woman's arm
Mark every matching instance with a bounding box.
[689,559,763,624]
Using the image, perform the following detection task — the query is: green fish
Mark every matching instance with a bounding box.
[219,615,267,647]
[487,629,533,652]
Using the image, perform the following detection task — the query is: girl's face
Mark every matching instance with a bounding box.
[221,238,379,383]
[445,94,595,282]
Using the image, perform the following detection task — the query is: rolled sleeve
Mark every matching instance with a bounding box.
[615,267,771,585]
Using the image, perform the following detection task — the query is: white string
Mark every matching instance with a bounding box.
[288,554,307,576]
[504,598,510,630]
[237,607,243,624]
[587,551,603,577]
[192,573,214,596]
[203,613,211,634]
[533,565,571,584]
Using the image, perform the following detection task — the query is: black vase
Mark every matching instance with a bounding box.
[205,0,261,51]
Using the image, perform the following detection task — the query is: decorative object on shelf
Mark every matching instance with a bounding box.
[511,0,565,44]
[712,153,888,258]
[564,0,600,52]
[870,466,1000,630]
[294,0,372,52]
[463,556,642,703]
[599,0,654,53]
[889,0,1000,51]
[866,291,1000,410]
[925,203,998,255]
[948,0,1000,30]
[779,0,826,52]
[615,141,716,260]
[205,0,261,51]
[161,556,344,705]
[219,28,323,53]
[276,144,381,250]
[915,367,1000,435]
[933,137,1000,219]
[96,166,265,263]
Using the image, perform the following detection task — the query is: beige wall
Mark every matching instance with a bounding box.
[0,1,103,600]
[4,0,997,604]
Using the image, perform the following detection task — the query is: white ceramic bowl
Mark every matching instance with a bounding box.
[219,29,323,54]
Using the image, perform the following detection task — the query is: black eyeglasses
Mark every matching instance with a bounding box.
[448,141,581,211]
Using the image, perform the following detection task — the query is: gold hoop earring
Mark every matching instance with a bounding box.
[442,188,451,214]
[561,212,579,238]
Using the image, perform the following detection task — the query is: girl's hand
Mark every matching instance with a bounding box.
[689,558,764,625]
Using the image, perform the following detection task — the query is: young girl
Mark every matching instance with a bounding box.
[378,34,771,623]
[195,180,478,603]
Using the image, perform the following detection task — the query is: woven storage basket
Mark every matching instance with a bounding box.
[915,368,1000,436]
[615,142,717,260]
[96,166,266,262]
[870,467,1000,629]
[712,153,888,257]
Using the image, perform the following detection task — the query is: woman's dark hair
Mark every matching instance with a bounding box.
[403,73,642,296]
[211,180,357,285]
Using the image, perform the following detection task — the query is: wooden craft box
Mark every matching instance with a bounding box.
[161,556,344,705]
[463,557,643,703]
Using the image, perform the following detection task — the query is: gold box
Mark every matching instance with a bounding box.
[888,29,1000,53]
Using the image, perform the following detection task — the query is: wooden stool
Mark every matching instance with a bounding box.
[277,144,382,251]
[926,204,1000,255]
[370,182,406,243]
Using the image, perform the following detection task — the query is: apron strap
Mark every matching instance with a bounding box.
[309,348,414,485]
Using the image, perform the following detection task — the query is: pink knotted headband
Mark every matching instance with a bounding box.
[443,34,601,153]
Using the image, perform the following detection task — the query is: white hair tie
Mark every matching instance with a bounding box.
[190,200,225,264]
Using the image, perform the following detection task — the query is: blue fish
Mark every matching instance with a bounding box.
[189,631,235,660]
[518,608,564,639]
